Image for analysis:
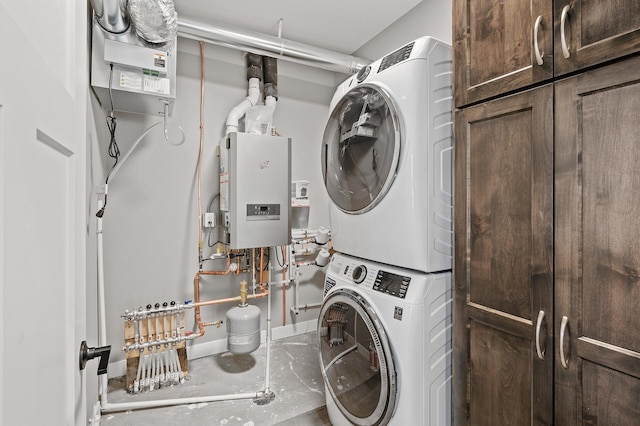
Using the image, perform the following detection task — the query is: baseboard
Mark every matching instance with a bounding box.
[107,319,317,378]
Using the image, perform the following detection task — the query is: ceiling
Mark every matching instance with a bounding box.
[174,0,423,55]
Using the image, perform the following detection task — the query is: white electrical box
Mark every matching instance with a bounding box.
[91,20,177,116]
[220,133,291,249]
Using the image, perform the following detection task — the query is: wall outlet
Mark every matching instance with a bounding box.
[203,212,216,228]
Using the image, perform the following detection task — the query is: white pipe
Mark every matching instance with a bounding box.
[96,198,109,401]
[101,392,264,413]
[177,18,370,75]
[265,253,272,394]
[226,77,260,134]
[265,95,277,116]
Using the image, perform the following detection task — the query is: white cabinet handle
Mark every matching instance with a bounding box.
[535,310,546,359]
[560,315,570,368]
[561,5,571,58]
[534,15,544,65]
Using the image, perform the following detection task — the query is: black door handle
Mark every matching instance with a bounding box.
[79,341,111,375]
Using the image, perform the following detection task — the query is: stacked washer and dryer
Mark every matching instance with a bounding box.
[318,37,453,426]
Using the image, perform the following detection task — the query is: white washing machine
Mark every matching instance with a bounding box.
[322,37,452,273]
[318,252,452,426]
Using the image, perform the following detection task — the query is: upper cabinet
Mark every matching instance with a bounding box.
[554,0,640,75]
[454,0,640,107]
[453,0,553,107]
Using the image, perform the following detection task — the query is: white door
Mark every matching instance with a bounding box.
[0,1,87,425]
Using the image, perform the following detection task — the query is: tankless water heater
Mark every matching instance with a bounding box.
[220,132,291,249]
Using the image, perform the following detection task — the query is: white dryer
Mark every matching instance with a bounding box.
[318,252,452,426]
[322,37,452,273]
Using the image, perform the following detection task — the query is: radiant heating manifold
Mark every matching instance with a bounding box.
[122,302,189,393]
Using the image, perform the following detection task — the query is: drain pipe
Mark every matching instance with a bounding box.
[178,18,370,74]
[90,0,129,34]
[226,53,262,134]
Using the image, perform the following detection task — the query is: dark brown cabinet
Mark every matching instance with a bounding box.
[553,0,640,76]
[454,85,554,426]
[454,2,640,424]
[454,0,640,107]
[453,0,553,106]
[555,55,640,425]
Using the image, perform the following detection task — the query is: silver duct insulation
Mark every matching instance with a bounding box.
[128,0,178,44]
[177,18,370,75]
[91,0,129,34]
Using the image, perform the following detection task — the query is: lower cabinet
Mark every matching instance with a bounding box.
[554,54,640,425]
[454,54,640,425]
[454,85,554,426]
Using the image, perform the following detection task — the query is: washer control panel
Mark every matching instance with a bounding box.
[373,270,411,299]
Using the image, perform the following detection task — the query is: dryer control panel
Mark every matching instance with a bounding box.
[373,270,411,299]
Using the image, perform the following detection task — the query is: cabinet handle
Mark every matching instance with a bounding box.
[535,310,546,359]
[560,5,571,58]
[533,15,544,66]
[560,315,570,368]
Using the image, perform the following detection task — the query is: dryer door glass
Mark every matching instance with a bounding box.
[322,85,401,214]
[318,290,396,425]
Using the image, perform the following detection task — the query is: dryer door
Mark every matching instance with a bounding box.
[322,85,401,214]
[318,289,396,426]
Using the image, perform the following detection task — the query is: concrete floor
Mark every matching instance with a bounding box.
[101,331,330,425]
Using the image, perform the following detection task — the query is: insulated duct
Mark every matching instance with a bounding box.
[177,18,371,75]
[263,56,278,100]
[128,0,178,44]
[91,0,129,34]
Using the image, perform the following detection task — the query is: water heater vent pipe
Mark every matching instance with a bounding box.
[177,18,370,74]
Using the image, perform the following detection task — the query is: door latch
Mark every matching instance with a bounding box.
[79,340,111,375]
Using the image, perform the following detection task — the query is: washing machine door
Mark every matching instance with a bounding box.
[318,289,397,426]
[322,85,401,214]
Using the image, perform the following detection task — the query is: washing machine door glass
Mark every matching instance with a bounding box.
[322,85,401,214]
[318,290,396,425]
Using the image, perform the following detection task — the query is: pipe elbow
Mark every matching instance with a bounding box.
[225,78,261,129]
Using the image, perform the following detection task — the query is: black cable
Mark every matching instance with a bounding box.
[106,114,120,168]
[96,64,119,218]
[207,229,222,248]
[275,246,285,268]
[254,250,270,271]
[205,192,221,247]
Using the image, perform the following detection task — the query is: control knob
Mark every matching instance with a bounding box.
[352,265,367,284]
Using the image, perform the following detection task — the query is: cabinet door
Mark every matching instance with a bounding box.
[554,0,640,75]
[555,55,640,425]
[453,0,552,107]
[454,85,553,425]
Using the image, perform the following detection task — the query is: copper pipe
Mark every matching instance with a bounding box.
[259,247,264,285]
[193,266,268,337]
[193,273,205,337]
[202,320,223,328]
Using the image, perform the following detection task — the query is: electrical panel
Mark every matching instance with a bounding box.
[91,20,177,116]
[220,132,291,249]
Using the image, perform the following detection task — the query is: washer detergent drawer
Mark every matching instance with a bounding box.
[318,289,396,426]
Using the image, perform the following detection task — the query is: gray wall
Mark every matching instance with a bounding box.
[86,0,452,377]
[88,39,335,373]
[355,0,452,59]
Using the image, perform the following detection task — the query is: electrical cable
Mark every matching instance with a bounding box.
[254,250,270,272]
[275,245,285,268]
[97,64,120,218]
[205,192,221,248]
